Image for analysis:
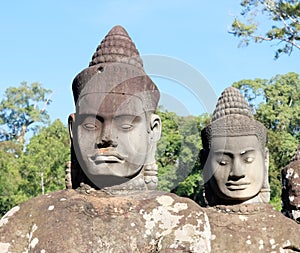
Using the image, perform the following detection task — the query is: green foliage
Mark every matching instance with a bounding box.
[0,141,26,215]
[156,109,183,191]
[0,82,52,144]
[156,108,211,204]
[233,72,300,208]
[0,119,70,217]
[230,0,300,59]
[0,83,69,217]
[19,119,70,198]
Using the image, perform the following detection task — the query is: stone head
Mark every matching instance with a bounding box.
[282,144,300,222]
[68,26,161,189]
[201,87,270,205]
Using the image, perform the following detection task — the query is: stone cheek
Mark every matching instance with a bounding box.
[206,204,300,253]
[0,190,211,253]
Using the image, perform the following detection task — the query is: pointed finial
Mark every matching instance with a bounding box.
[212,86,253,121]
[201,86,267,151]
[89,25,143,69]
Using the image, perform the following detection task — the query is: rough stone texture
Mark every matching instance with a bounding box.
[0,189,211,252]
[201,87,267,151]
[206,203,300,252]
[200,86,300,251]
[0,25,214,252]
[70,25,160,190]
[282,144,300,223]
[201,86,270,205]
[89,25,143,69]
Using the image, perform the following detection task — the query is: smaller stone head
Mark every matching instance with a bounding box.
[68,26,161,190]
[201,87,270,205]
[282,144,300,223]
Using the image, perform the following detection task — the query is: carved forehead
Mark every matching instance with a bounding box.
[75,64,159,113]
[77,92,145,116]
[210,135,261,153]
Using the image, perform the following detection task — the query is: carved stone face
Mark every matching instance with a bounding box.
[204,135,265,202]
[72,92,160,187]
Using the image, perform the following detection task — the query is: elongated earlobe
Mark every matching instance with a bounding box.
[68,113,75,141]
[150,114,161,142]
[264,147,269,169]
[261,147,270,203]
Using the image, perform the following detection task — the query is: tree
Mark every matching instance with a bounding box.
[0,82,53,216]
[156,109,183,192]
[230,0,300,59]
[233,72,300,209]
[156,107,211,205]
[173,113,211,205]
[0,82,52,144]
[19,119,70,198]
[0,141,26,216]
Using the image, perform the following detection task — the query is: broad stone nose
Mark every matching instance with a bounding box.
[97,122,117,148]
[229,157,245,179]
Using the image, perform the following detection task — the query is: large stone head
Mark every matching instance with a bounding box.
[281,144,300,223]
[201,87,270,205]
[68,26,161,190]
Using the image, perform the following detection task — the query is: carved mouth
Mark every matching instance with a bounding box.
[89,148,127,164]
[225,182,250,190]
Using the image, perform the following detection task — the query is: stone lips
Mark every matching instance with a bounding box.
[70,25,161,190]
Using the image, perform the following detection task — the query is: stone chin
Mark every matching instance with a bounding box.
[80,157,143,177]
[208,177,263,204]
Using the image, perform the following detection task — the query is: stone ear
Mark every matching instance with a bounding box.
[264,147,269,169]
[200,148,208,168]
[68,113,75,141]
[149,114,161,142]
[260,147,271,202]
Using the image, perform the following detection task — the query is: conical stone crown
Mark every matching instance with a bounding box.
[212,87,253,121]
[201,86,267,150]
[72,25,158,105]
[89,25,143,69]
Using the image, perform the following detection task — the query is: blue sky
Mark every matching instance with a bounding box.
[1,1,299,123]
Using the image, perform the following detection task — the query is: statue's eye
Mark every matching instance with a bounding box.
[120,123,133,130]
[83,123,98,130]
[244,157,255,163]
[217,160,228,166]
[114,115,137,131]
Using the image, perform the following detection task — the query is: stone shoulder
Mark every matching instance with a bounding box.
[0,190,211,253]
[206,203,300,252]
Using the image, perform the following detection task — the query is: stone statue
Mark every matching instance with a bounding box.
[282,143,300,223]
[200,87,300,252]
[201,86,270,206]
[0,26,211,252]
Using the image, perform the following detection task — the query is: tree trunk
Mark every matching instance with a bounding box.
[41,172,45,195]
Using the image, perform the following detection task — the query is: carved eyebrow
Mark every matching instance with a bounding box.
[77,114,103,123]
[240,148,255,155]
[113,114,138,119]
[214,148,255,157]
[213,151,233,158]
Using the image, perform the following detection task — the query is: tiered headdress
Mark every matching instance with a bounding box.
[201,87,269,205]
[201,87,266,150]
[69,26,160,190]
[72,25,159,112]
